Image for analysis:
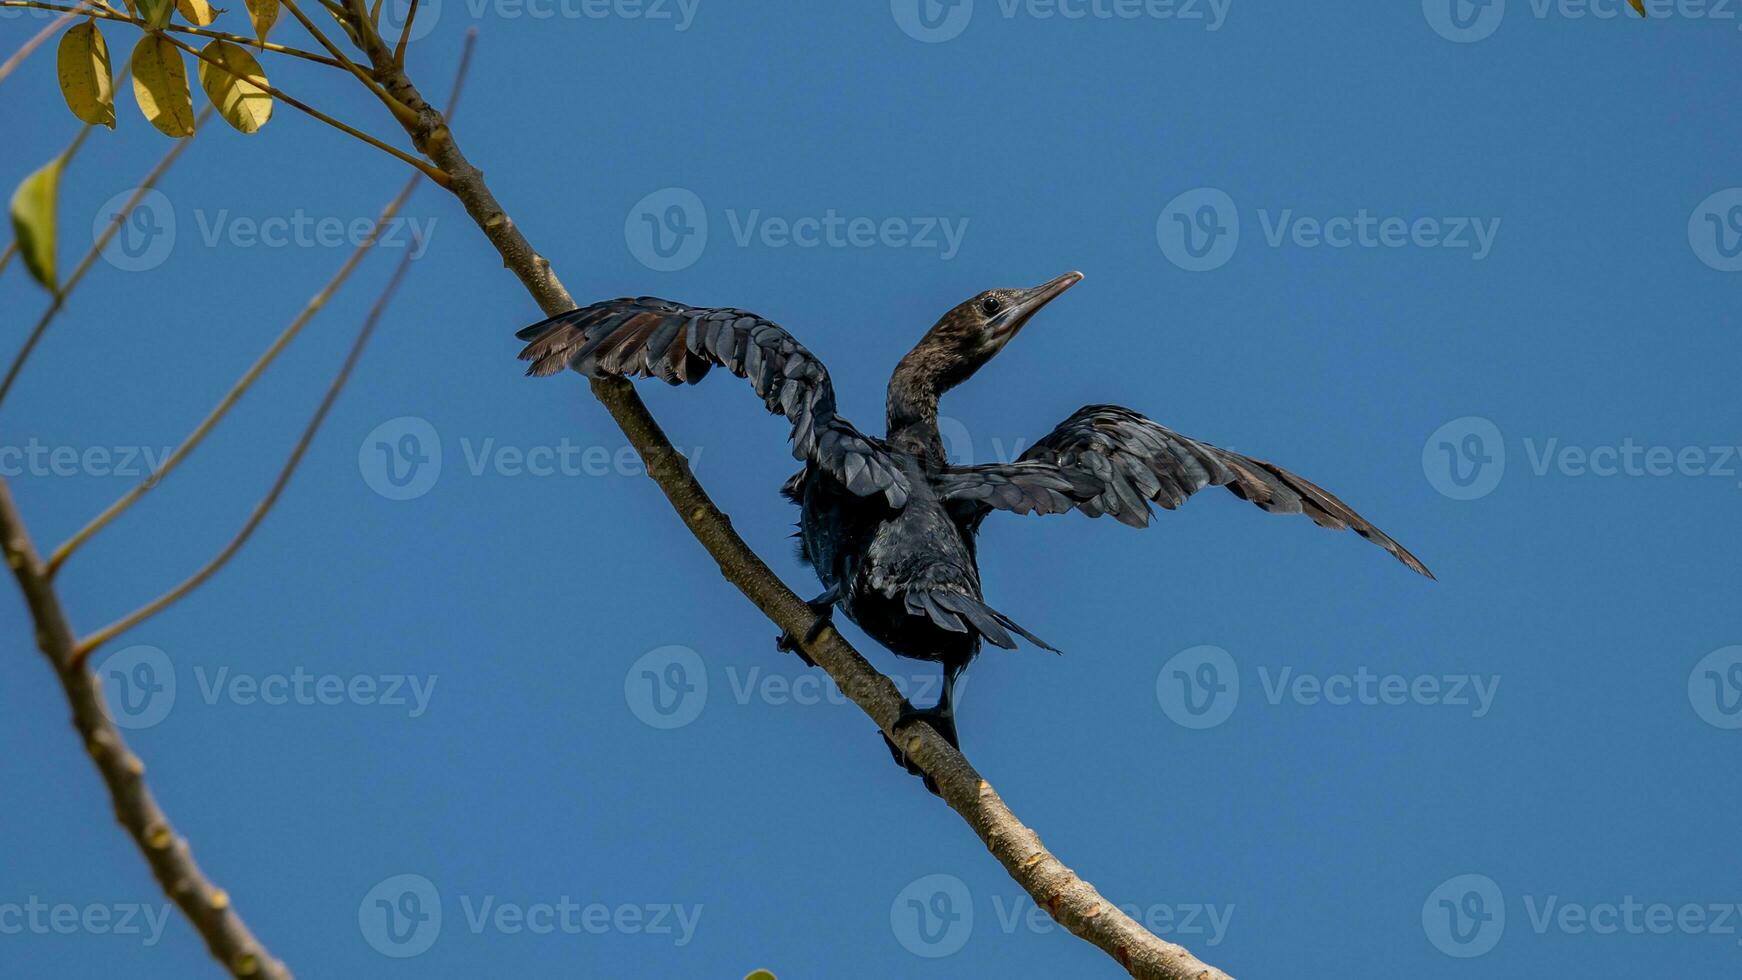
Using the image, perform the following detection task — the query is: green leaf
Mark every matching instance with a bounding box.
[197,40,271,134]
[9,157,63,292]
[244,0,278,41]
[744,972,777,980]
[56,20,116,129]
[131,34,197,137]
[137,0,175,28]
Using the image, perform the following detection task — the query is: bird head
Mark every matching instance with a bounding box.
[906,271,1083,392]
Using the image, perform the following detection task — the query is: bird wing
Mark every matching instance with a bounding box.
[517,297,908,507]
[932,404,1433,578]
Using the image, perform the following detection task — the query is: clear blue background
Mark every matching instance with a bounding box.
[3,1,1739,976]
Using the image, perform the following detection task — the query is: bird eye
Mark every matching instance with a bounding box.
[980,296,1002,315]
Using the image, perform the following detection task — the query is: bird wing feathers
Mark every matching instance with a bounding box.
[933,404,1433,578]
[517,297,908,507]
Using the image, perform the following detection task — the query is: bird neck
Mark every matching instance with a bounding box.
[887,346,949,461]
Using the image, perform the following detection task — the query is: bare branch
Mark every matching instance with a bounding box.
[0,106,210,413]
[391,0,415,66]
[274,0,419,126]
[48,180,421,576]
[0,478,293,980]
[351,27,1234,980]
[72,206,424,662]
[69,29,477,662]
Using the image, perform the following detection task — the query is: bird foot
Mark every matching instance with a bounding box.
[883,702,959,797]
[774,600,834,668]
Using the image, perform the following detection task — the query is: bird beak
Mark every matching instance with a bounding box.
[991,271,1083,343]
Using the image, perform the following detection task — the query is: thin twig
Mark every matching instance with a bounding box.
[69,30,475,662]
[0,106,210,414]
[0,241,17,278]
[0,479,293,980]
[71,217,426,662]
[0,4,80,89]
[48,179,422,576]
[353,26,1233,980]
[274,0,419,127]
[0,41,475,980]
[0,1,346,67]
[391,0,415,67]
[157,33,449,187]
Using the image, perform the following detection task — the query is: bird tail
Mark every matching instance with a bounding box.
[905,589,1059,653]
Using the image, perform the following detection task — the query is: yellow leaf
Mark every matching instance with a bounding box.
[56,20,116,129]
[197,40,272,134]
[130,35,197,137]
[9,157,63,292]
[175,0,220,25]
[1629,0,1645,13]
[244,0,278,41]
[743,972,777,980]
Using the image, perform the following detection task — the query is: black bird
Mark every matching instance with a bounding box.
[516,272,1432,782]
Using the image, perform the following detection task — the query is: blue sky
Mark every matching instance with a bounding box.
[3,1,1740,976]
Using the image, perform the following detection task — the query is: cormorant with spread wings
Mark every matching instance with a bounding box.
[517,271,1431,787]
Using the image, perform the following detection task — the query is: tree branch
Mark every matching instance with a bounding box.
[49,169,422,576]
[0,37,474,979]
[72,202,422,663]
[0,477,293,980]
[353,29,1233,980]
[69,29,475,663]
[65,189,418,659]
